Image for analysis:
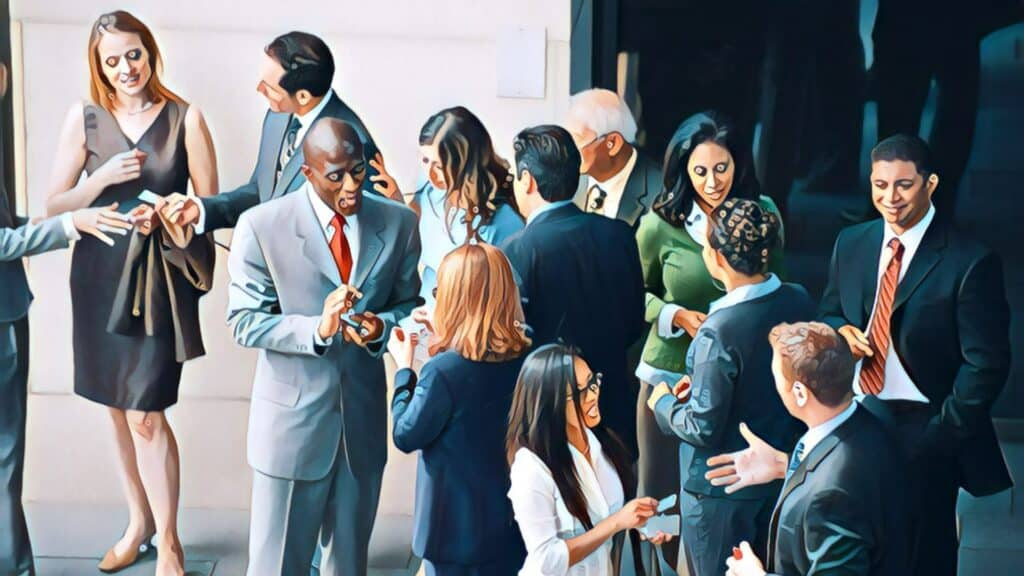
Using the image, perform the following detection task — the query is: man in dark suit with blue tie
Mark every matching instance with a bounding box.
[501,124,645,457]
[723,321,911,576]
[162,31,396,234]
[819,134,1011,575]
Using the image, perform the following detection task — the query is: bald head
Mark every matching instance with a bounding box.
[300,117,368,216]
[303,117,364,164]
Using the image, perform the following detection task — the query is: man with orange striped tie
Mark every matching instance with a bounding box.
[819,134,1012,575]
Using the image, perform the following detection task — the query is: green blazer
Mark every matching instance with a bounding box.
[636,195,784,373]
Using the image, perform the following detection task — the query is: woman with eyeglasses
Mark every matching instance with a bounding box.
[387,243,531,576]
[506,344,671,576]
[644,198,813,576]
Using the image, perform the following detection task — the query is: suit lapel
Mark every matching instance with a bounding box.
[894,224,946,310]
[349,195,385,290]
[272,94,346,199]
[261,113,291,202]
[296,193,343,287]
[855,222,885,322]
[615,156,654,225]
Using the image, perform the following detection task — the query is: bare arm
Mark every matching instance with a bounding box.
[184,105,218,198]
[44,102,101,215]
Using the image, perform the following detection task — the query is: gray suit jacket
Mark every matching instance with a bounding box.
[0,206,71,323]
[574,152,660,228]
[227,190,421,481]
[201,92,380,233]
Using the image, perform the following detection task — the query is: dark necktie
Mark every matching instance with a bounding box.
[586,184,607,213]
[860,238,905,395]
[277,116,302,179]
[328,213,353,283]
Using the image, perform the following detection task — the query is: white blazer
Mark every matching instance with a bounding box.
[508,428,625,576]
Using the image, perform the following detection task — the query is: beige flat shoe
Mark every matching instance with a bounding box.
[97,531,155,573]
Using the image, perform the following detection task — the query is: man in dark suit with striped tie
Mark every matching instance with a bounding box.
[818,134,1012,574]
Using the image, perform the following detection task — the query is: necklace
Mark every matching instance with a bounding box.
[121,100,154,116]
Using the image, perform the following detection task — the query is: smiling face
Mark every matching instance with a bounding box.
[96,31,151,99]
[870,159,937,235]
[688,141,735,212]
[256,53,302,114]
[565,356,602,430]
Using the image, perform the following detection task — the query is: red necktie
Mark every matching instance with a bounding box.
[328,213,353,283]
[860,237,904,395]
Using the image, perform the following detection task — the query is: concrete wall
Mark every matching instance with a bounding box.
[13,0,571,510]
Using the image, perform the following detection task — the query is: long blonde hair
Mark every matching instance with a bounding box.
[429,244,531,361]
[88,11,184,112]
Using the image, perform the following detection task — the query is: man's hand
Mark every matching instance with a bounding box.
[387,327,419,370]
[838,324,873,360]
[647,382,673,412]
[368,153,402,202]
[673,307,707,338]
[725,541,766,576]
[343,311,385,348]
[162,192,202,227]
[673,375,692,402]
[705,423,788,494]
[318,285,363,341]
[71,202,132,246]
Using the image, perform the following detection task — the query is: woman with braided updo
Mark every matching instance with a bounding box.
[644,198,815,576]
[632,112,783,573]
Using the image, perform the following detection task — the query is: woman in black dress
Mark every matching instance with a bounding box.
[44,11,218,575]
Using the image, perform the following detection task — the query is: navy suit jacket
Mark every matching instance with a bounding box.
[391,351,527,566]
[201,91,381,232]
[502,203,646,456]
[768,406,912,576]
[819,218,1012,496]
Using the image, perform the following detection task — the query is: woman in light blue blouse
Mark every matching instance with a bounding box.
[412,106,524,307]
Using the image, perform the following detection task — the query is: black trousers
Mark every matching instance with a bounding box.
[885,401,960,576]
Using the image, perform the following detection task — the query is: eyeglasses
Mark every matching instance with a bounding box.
[567,372,603,400]
[579,133,608,151]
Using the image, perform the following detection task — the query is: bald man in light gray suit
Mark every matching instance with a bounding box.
[227,118,420,575]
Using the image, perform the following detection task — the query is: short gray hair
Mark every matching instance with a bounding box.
[566,88,638,144]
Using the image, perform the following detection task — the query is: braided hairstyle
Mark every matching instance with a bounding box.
[707,198,780,276]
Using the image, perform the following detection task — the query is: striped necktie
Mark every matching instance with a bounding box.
[277,116,302,181]
[786,441,805,479]
[860,238,905,395]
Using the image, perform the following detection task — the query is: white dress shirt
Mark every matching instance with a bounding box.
[794,401,858,464]
[306,182,361,347]
[508,428,624,576]
[194,90,336,234]
[852,204,935,403]
[585,149,637,219]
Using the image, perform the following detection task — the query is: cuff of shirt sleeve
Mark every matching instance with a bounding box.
[314,330,333,347]
[60,212,81,241]
[193,197,208,235]
[658,304,686,338]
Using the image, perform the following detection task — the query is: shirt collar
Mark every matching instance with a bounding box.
[305,181,357,234]
[707,273,782,316]
[526,199,574,226]
[295,89,334,133]
[587,148,638,197]
[883,203,934,253]
[683,202,709,246]
[798,401,858,462]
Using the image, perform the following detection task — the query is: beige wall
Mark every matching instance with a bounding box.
[14,0,571,510]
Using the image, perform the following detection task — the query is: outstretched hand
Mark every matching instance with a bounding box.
[705,423,788,494]
[71,203,132,246]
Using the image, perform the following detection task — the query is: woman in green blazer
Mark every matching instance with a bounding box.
[633,111,783,574]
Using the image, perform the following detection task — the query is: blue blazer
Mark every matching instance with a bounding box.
[392,351,527,567]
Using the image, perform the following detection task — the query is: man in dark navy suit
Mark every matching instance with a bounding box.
[501,124,645,457]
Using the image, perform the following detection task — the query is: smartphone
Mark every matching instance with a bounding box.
[340,312,369,336]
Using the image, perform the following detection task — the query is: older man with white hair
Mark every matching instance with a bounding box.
[564,88,660,228]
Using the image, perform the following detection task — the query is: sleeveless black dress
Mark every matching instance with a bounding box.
[72,100,213,411]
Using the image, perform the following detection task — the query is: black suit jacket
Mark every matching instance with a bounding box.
[768,406,911,575]
[201,92,380,232]
[819,218,1012,496]
[502,203,646,455]
[391,352,527,566]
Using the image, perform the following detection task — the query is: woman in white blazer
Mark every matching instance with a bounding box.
[506,344,672,575]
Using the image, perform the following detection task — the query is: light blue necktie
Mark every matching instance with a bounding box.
[786,441,806,479]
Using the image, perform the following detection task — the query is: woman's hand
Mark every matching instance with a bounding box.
[92,149,147,188]
[387,327,418,370]
[129,203,161,236]
[411,305,434,333]
[612,497,658,532]
[369,153,402,202]
[672,307,707,338]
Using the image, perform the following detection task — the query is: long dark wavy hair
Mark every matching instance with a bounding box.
[652,111,760,227]
[505,345,636,528]
[419,106,520,240]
